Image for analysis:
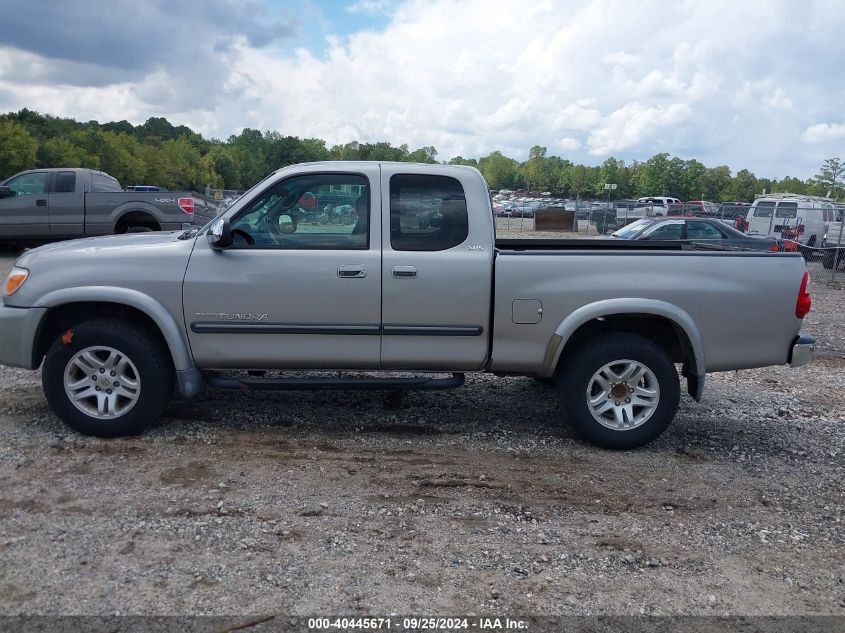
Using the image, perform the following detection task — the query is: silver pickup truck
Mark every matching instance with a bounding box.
[0,167,216,241]
[0,162,815,449]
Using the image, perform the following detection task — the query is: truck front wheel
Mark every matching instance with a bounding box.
[556,333,680,449]
[42,319,173,437]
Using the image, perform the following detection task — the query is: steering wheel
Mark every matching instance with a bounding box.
[260,215,285,243]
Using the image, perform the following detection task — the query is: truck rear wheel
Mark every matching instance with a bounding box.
[556,333,680,449]
[42,319,173,437]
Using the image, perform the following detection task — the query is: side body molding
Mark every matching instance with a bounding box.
[34,286,202,398]
[541,298,706,394]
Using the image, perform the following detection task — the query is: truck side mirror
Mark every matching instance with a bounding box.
[0,186,12,199]
[206,217,233,249]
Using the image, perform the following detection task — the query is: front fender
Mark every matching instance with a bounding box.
[35,286,194,374]
[541,298,706,378]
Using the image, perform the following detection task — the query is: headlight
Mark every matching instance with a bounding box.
[4,267,29,296]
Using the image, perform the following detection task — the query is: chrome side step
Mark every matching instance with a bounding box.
[206,373,465,392]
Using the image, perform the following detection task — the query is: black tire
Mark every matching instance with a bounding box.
[42,318,173,437]
[125,225,154,233]
[556,333,680,449]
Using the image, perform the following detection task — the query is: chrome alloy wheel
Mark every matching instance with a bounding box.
[586,359,660,431]
[63,346,141,419]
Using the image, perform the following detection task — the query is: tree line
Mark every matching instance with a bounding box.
[0,109,841,201]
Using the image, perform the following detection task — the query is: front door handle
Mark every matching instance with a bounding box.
[337,265,366,278]
[392,265,418,279]
[35,199,47,207]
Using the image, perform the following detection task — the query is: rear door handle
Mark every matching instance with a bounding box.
[392,265,418,279]
[35,199,47,207]
[337,265,366,278]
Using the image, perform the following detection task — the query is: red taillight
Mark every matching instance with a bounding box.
[795,271,811,318]
[178,197,194,215]
[769,242,778,252]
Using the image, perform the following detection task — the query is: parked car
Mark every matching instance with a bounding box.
[566,200,592,219]
[0,162,813,450]
[611,216,781,251]
[0,168,216,241]
[716,202,751,228]
[666,200,720,217]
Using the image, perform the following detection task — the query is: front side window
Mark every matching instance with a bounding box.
[686,221,724,239]
[55,171,76,193]
[6,172,48,196]
[230,173,369,249]
[390,174,469,251]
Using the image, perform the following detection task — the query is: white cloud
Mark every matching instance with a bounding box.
[802,123,845,144]
[1,0,844,176]
[587,103,693,155]
[346,0,396,14]
[558,137,581,151]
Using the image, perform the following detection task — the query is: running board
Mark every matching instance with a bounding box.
[206,373,465,392]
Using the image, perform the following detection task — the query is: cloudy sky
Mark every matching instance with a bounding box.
[0,0,843,178]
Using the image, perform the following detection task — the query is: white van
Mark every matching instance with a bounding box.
[744,194,837,250]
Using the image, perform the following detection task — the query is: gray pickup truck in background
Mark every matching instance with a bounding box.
[0,168,216,241]
[0,162,815,449]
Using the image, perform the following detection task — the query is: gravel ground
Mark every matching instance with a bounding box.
[0,248,843,617]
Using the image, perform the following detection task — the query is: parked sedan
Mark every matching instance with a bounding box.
[611,217,780,251]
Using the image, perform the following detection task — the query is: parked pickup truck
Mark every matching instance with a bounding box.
[0,168,216,241]
[0,162,815,448]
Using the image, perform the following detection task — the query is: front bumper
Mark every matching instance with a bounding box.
[0,303,47,369]
[789,333,815,368]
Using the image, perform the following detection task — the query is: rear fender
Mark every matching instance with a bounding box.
[541,298,706,389]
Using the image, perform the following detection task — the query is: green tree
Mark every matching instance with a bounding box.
[726,169,759,202]
[478,151,521,190]
[700,166,732,202]
[0,119,38,178]
[448,156,478,166]
[38,137,99,169]
[523,145,551,191]
[406,146,438,163]
[812,157,844,198]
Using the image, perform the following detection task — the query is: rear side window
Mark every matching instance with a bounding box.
[753,202,775,217]
[776,202,798,218]
[642,221,684,240]
[686,221,724,239]
[54,171,76,193]
[91,173,123,192]
[390,174,469,251]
